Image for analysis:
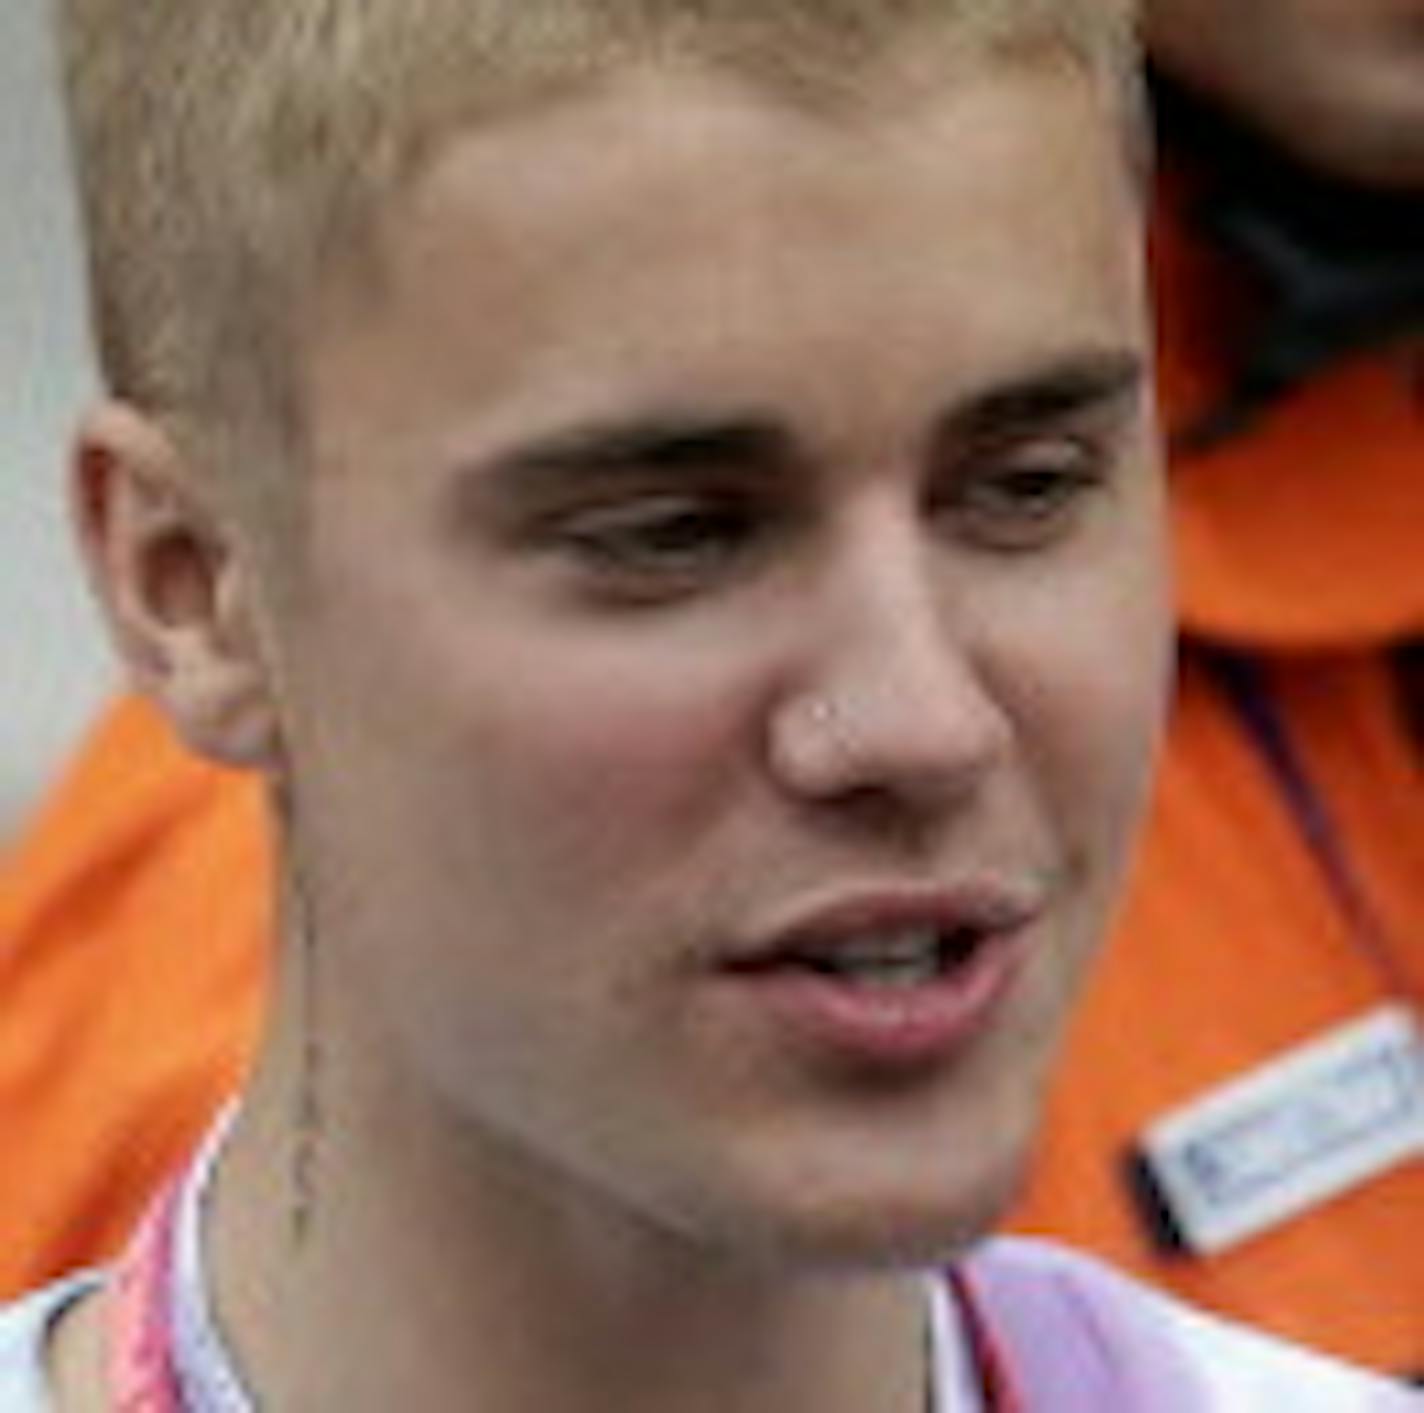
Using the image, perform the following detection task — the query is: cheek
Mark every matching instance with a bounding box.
[401,618,769,930]
[990,556,1171,1042]
[997,543,1172,874]
[287,499,777,960]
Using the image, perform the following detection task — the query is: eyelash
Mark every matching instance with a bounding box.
[937,438,1108,551]
[537,438,1110,601]
[547,491,767,599]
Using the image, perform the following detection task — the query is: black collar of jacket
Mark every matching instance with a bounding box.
[1152,73,1424,450]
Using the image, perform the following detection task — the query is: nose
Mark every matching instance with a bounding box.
[766,533,1014,815]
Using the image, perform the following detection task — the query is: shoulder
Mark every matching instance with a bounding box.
[0,1277,100,1413]
[962,1237,1421,1410]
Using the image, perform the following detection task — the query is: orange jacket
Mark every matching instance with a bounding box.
[1010,177,1424,1374]
[0,705,268,1292]
[0,171,1420,1369]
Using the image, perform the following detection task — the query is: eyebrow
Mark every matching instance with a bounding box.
[469,346,1147,506]
[935,349,1147,449]
[479,418,793,499]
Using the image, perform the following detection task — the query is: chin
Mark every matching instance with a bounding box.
[681,1039,1061,1276]
[679,1117,1036,1279]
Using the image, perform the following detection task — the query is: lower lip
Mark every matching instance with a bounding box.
[717,932,1030,1070]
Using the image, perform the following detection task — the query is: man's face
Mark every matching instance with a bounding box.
[275,54,1168,1267]
[1148,0,1424,187]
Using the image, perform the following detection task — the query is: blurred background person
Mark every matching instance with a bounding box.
[1,0,1420,1380]
[1013,0,1424,1379]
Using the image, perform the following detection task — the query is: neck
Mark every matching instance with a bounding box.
[205,930,931,1413]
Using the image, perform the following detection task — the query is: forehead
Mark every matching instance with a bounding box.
[304,55,1142,472]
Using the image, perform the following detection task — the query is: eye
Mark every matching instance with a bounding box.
[939,438,1107,551]
[549,491,764,599]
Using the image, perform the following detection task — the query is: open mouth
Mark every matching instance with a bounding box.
[726,924,988,989]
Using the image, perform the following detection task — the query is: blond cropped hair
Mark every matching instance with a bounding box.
[57,0,1135,502]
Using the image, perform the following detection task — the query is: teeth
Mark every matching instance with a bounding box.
[804,928,945,987]
[830,928,941,966]
[827,952,942,987]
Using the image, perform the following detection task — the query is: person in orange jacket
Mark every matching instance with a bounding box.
[0,0,1420,1379]
[1010,0,1424,1380]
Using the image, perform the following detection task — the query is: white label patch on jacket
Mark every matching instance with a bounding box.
[1136,1005,1424,1255]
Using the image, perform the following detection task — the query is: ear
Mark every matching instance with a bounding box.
[71,402,283,771]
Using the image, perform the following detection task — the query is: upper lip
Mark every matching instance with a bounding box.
[721,879,1047,970]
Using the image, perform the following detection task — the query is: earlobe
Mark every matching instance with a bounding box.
[71,402,282,771]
